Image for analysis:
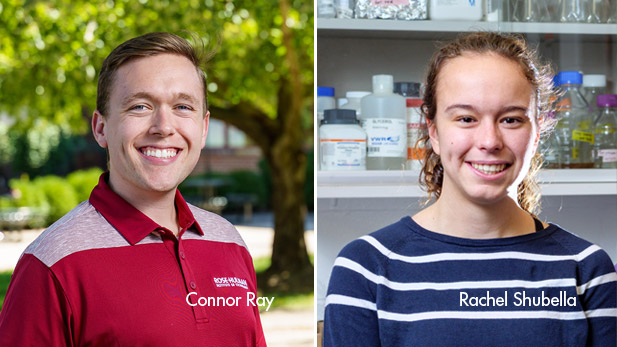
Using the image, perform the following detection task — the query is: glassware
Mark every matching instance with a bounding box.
[555,71,593,168]
[592,95,617,168]
[318,0,336,18]
[586,0,602,23]
[561,0,586,22]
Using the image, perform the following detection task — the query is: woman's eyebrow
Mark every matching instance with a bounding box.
[444,104,529,115]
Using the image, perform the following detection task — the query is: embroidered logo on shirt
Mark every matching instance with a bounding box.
[213,276,248,289]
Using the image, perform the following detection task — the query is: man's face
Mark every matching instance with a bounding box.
[92,53,208,196]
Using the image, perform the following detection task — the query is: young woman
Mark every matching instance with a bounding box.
[324,32,617,346]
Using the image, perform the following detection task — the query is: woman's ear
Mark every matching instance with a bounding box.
[427,118,440,156]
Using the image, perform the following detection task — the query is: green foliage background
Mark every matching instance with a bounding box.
[0,0,313,133]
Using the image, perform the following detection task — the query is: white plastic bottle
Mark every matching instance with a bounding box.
[582,74,606,118]
[320,109,367,171]
[317,87,336,122]
[340,91,371,118]
[360,75,407,170]
[429,0,483,20]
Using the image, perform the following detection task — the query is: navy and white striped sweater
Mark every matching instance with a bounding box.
[324,217,617,346]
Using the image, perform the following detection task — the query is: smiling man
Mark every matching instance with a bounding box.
[0,32,266,346]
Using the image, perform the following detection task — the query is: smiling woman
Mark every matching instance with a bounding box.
[323,32,617,347]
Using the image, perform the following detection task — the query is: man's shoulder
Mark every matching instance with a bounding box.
[24,201,125,267]
[185,203,248,250]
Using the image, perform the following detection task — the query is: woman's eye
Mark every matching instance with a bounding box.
[458,116,474,123]
[502,117,523,124]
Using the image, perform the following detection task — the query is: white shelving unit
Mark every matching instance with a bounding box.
[317,169,617,198]
[318,18,617,36]
[316,15,617,322]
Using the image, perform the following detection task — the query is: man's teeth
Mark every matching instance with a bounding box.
[142,148,178,159]
[471,163,507,174]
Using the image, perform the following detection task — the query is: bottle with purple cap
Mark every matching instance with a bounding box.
[593,94,617,168]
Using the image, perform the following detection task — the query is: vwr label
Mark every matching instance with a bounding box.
[320,139,366,170]
[363,118,406,158]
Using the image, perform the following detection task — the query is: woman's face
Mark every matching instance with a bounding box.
[428,52,538,206]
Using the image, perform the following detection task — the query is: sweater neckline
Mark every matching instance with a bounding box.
[402,216,558,247]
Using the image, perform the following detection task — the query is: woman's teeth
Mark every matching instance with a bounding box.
[471,163,507,174]
[141,148,178,159]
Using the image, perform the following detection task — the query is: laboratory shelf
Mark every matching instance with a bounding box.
[317,18,617,39]
[317,169,617,198]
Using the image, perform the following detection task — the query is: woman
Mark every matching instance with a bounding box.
[323,32,617,346]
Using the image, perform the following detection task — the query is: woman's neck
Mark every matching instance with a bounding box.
[414,193,536,239]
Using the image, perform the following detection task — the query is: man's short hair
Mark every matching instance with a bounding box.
[96,32,210,117]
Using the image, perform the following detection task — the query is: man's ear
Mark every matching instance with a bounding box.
[201,111,210,149]
[427,118,440,156]
[92,110,108,148]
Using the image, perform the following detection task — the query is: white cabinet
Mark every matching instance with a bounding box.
[316,17,617,321]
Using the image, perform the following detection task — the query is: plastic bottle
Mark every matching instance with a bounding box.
[582,74,606,118]
[317,87,336,122]
[555,71,592,168]
[592,94,617,168]
[340,91,371,118]
[429,0,483,20]
[320,109,367,171]
[360,75,407,170]
[317,0,336,18]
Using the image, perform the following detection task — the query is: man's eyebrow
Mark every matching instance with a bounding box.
[121,92,199,106]
[122,92,156,106]
[175,92,198,104]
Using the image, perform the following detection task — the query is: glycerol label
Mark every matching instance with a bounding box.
[363,118,406,157]
[320,139,366,170]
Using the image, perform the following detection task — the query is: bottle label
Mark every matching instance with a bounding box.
[598,149,617,163]
[572,130,594,144]
[370,0,408,5]
[407,106,426,161]
[363,118,406,158]
[320,139,366,170]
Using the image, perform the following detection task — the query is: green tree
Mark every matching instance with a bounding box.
[0,0,313,291]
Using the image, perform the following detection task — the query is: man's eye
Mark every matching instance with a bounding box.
[177,105,194,111]
[131,105,147,111]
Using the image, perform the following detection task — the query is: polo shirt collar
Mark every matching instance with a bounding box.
[89,172,204,245]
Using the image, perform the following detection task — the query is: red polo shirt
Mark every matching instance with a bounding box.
[0,173,266,346]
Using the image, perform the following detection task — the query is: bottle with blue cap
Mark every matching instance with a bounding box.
[554,71,592,168]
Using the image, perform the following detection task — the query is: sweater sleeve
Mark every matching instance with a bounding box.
[323,239,382,347]
[577,248,617,346]
[0,254,74,346]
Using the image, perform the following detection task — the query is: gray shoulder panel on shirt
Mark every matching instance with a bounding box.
[23,201,249,268]
[185,204,248,250]
[24,201,134,268]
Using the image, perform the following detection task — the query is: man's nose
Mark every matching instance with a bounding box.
[149,107,176,137]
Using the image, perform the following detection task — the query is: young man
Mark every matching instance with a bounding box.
[0,32,267,346]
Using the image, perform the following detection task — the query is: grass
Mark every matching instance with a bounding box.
[0,255,315,312]
[0,271,12,311]
[253,255,314,311]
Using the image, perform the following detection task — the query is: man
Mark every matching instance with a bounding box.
[0,32,267,346]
